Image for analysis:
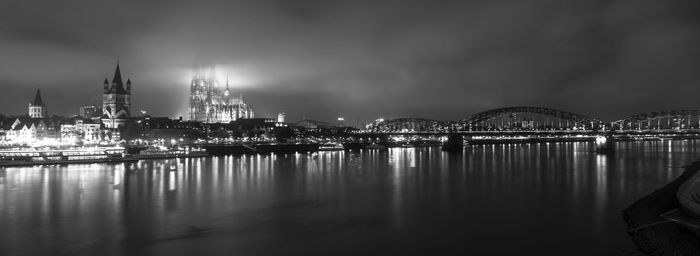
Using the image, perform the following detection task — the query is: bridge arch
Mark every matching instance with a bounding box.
[611,110,700,130]
[461,106,603,131]
[367,118,447,133]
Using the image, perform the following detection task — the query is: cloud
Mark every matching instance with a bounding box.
[1,0,700,123]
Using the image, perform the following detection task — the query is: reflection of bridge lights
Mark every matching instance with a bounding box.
[113,168,122,188]
[595,136,607,145]
[169,170,176,191]
[390,136,406,142]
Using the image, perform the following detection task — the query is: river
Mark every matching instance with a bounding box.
[1,140,699,255]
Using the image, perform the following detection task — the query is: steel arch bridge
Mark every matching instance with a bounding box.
[366,118,448,133]
[460,106,603,131]
[610,110,700,131]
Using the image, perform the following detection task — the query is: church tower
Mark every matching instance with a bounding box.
[101,62,132,129]
[28,88,47,118]
[189,70,212,122]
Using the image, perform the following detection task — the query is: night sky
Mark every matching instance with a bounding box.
[2,0,700,124]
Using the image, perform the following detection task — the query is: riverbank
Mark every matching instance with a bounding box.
[623,160,700,255]
[0,143,324,167]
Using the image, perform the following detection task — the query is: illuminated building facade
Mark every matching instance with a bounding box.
[7,118,49,141]
[189,73,254,123]
[80,105,98,119]
[101,63,132,129]
[60,117,103,142]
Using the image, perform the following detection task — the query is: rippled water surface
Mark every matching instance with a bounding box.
[2,140,700,255]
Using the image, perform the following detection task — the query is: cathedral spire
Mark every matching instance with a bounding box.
[224,75,230,96]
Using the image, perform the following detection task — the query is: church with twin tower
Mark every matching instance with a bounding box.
[101,62,132,129]
[189,69,254,123]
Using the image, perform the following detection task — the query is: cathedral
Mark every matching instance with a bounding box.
[101,62,132,129]
[189,72,254,123]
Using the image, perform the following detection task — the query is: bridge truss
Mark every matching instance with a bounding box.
[366,118,448,133]
[460,106,603,131]
[610,110,700,131]
[359,108,700,134]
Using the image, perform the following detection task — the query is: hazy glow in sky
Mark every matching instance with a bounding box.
[1,0,700,123]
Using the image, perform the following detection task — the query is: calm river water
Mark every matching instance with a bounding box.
[1,140,699,255]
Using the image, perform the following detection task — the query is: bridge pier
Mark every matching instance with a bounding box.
[441,134,463,152]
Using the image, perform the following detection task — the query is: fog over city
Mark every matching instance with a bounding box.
[2,0,700,123]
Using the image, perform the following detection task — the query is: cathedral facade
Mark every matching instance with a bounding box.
[189,74,254,123]
[101,63,132,129]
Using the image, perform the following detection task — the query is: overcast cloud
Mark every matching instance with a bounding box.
[1,0,700,123]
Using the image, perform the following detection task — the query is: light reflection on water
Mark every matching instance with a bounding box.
[1,140,699,255]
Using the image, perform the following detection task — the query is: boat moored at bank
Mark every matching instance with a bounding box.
[0,147,136,167]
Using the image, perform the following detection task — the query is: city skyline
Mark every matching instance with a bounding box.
[3,2,700,255]
[2,0,700,123]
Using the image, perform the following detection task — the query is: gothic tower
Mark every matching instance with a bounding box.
[189,71,212,122]
[101,62,132,129]
[188,70,255,123]
[28,88,46,118]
